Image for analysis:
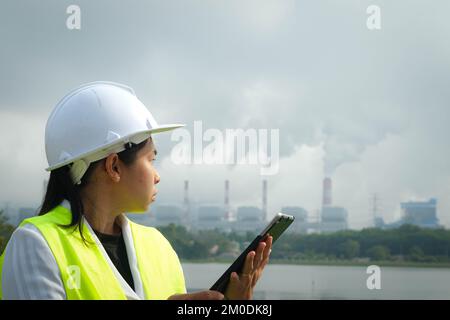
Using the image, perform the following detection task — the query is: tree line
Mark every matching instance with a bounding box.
[1,210,450,264]
[158,224,450,263]
[0,210,15,254]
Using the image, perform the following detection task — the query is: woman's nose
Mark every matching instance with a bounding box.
[154,170,160,184]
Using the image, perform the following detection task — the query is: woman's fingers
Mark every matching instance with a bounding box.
[253,236,272,271]
[232,236,274,295]
[225,237,274,300]
[229,272,240,288]
[262,236,273,262]
[251,236,273,287]
[254,241,266,270]
[241,250,255,276]
[226,272,252,300]
[259,236,273,271]
[243,236,273,276]
[168,290,224,300]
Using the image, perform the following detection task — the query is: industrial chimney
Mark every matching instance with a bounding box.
[224,180,230,221]
[183,180,190,222]
[262,179,267,222]
[322,177,332,207]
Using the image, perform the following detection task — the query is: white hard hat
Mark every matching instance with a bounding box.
[45,81,184,184]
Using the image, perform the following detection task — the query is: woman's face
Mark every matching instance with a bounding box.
[119,139,160,213]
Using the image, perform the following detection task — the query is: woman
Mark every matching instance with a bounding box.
[0,81,272,300]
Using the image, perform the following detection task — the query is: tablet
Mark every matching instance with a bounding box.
[210,212,295,293]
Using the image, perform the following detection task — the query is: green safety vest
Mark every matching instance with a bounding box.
[0,205,186,299]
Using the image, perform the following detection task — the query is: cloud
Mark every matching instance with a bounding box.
[0,0,449,228]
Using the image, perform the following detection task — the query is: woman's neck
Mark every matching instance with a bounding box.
[80,194,122,236]
[85,212,122,236]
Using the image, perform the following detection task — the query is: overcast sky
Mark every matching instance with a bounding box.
[0,0,449,229]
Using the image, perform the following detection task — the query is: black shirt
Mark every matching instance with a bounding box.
[93,229,135,291]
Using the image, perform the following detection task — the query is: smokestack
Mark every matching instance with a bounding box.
[262,179,267,222]
[224,180,230,220]
[322,177,332,207]
[183,180,189,222]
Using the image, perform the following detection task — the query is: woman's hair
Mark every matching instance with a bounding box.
[38,137,150,243]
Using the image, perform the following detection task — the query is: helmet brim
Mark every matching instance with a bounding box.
[45,123,185,171]
[149,123,185,134]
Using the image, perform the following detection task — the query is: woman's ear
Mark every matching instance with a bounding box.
[104,153,121,182]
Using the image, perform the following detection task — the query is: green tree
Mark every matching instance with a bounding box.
[337,239,360,259]
[408,245,425,262]
[0,209,15,254]
[367,245,390,261]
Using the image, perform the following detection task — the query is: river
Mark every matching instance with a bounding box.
[181,263,450,299]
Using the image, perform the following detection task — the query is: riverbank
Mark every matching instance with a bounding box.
[181,258,450,269]
[181,262,450,299]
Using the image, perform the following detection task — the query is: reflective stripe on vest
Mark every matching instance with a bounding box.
[0,205,186,300]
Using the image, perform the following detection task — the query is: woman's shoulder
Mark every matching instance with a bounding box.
[2,222,65,299]
[2,223,50,267]
[4,224,49,256]
[9,223,46,242]
[19,205,72,229]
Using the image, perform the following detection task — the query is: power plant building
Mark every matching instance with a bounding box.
[400,198,440,228]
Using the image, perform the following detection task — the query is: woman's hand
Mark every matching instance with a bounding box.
[224,235,273,300]
[168,290,224,300]
[168,235,273,301]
